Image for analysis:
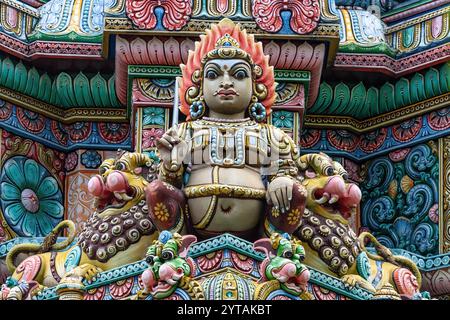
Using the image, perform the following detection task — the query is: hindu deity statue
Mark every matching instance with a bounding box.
[145,19,307,241]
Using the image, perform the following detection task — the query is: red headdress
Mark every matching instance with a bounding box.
[179,19,276,120]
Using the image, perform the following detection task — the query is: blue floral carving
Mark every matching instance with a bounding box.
[272,111,294,128]
[361,143,439,256]
[81,150,102,169]
[0,156,64,237]
[143,107,165,126]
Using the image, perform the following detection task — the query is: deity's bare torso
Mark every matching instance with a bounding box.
[173,117,297,237]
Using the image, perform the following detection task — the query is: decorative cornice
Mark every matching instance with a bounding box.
[385,6,450,32]
[305,92,450,133]
[334,44,450,76]
[0,87,127,124]
[382,0,450,23]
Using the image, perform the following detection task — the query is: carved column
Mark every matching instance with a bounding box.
[439,137,450,253]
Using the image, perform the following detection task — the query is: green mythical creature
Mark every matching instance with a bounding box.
[1,151,159,300]
[137,230,204,300]
[253,233,311,299]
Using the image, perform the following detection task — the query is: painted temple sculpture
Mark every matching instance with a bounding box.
[0,0,449,300]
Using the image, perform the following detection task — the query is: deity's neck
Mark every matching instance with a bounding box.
[207,110,246,121]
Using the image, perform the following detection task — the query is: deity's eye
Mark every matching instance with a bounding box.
[233,69,248,80]
[205,70,219,80]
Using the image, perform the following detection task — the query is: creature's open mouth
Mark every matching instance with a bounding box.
[151,280,174,294]
[284,278,302,294]
[96,188,135,213]
[272,266,303,294]
[312,188,354,219]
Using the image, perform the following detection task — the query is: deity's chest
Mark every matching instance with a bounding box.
[185,120,270,168]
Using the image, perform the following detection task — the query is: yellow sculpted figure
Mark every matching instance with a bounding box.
[145,19,307,241]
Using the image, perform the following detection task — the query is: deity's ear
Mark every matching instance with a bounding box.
[253,238,275,258]
[179,235,197,258]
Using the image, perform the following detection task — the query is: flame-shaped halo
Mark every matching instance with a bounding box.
[179,18,275,119]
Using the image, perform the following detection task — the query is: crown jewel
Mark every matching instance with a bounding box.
[215,34,240,49]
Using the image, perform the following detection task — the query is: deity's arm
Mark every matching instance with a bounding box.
[266,125,300,181]
[157,123,189,189]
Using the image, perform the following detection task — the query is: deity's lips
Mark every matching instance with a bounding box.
[215,89,238,97]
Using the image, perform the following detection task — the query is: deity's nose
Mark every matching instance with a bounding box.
[221,72,233,88]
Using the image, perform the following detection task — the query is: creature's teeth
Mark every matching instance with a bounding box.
[166,279,177,285]
[315,196,328,204]
[114,192,123,200]
[121,193,133,201]
[329,195,339,204]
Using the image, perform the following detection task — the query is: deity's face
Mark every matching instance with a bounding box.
[202,58,253,117]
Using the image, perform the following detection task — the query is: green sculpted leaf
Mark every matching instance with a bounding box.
[37,73,52,102]
[348,82,366,117]
[395,78,411,107]
[424,68,441,98]
[56,73,77,108]
[13,62,27,92]
[90,73,109,107]
[1,58,15,88]
[329,82,350,114]
[379,82,395,113]
[49,80,59,105]
[108,75,121,108]
[410,73,425,103]
[366,87,379,118]
[440,62,450,93]
[74,72,94,107]
[25,68,40,97]
[310,82,333,114]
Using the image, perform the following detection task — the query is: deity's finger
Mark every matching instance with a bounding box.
[275,189,284,213]
[283,185,292,211]
[287,183,293,202]
[157,138,173,150]
[281,186,289,212]
[270,191,280,210]
[166,128,180,139]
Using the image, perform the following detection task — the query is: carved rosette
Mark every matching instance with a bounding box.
[252,0,320,34]
[126,0,192,30]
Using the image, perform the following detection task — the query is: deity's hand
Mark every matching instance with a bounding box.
[156,128,188,170]
[266,176,294,214]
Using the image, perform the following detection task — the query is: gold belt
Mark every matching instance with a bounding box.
[184,184,266,200]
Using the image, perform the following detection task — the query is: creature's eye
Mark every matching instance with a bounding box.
[342,173,349,181]
[325,167,334,176]
[233,69,248,80]
[115,162,127,171]
[283,251,293,259]
[161,250,174,261]
[205,70,218,80]
[99,166,107,175]
[145,255,155,265]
